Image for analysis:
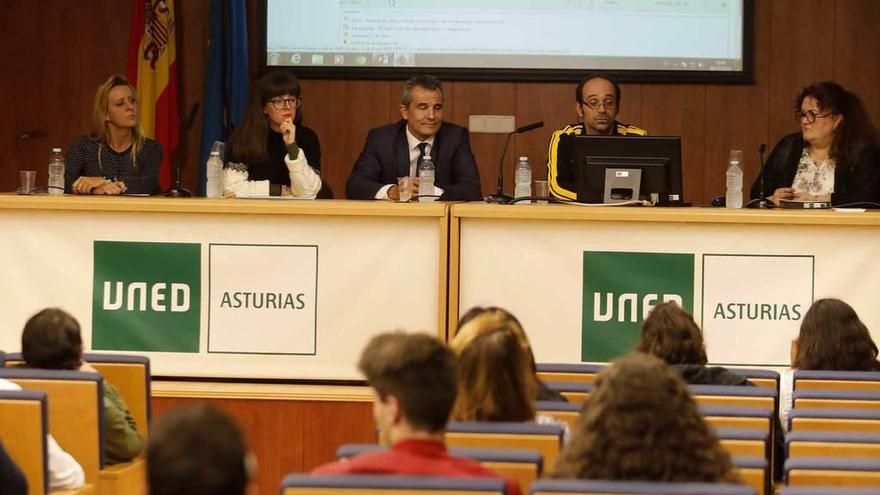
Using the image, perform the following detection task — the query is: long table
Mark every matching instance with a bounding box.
[0,195,448,380]
[450,204,880,366]
[3,196,880,376]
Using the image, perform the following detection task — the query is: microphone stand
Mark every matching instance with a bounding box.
[757,143,768,208]
[485,121,544,204]
[486,131,516,204]
[165,103,200,197]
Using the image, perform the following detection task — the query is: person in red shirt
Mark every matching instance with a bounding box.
[312,332,520,495]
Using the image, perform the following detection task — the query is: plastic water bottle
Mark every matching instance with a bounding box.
[725,150,743,208]
[205,151,223,198]
[48,147,65,195]
[418,154,435,202]
[514,156,531,202]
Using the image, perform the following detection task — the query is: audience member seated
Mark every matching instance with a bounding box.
[637,301,785,479]
[450,311,571,441]
[458,306,567,402]
[225,71,322,198]
[0,378,85,490]
[750,81,880,206]
[66,74,162,195]
[780,298,880,426]
[147,404,254,495]
[21,308,143,464]
[552,353,738,483]
[0,439,28,495]
[312,332,520,495]
[345,75,482,201]
[637,302,749,385]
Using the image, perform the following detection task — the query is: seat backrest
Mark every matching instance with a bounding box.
[534,401,581,431]
[788,408,880,433]
[784,456,880,487]
[529,479,756,495]
[793,370,880,392]
[5,351,150,438]
[690,385,777,412]
[543,382,593,405]
[446,422,564,468]
[335,444,542,495]
[0,368,104,483]
[0,390,48,495]
[83,353,151,438]
[786,430,880,457]
[731,456,768,495]
[699,405,773,433]
[535,363,605,385]
[732,368,780,391]
[792,389,880,410]
[280,474,507,494]
[714,427,769,459]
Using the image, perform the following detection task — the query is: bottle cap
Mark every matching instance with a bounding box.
[423,155,431,159]
[52,147,62,153]
[519,156,528,161]
[210,151,220,156]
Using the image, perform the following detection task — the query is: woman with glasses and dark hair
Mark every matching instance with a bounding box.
[750,81,880,206]
[224,71,322,198]
[65,75,162,195]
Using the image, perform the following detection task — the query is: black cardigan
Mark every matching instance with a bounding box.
[749,132,880,206]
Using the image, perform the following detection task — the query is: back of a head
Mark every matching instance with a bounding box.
[637,302,708,366]
[795,298,880,370]
[147,405,248,495]
[553,353,734,482]
[358,332,457,433]
[21,308,82,370]
[451,316,536,422]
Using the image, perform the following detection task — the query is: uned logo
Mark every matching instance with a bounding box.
[582,251,694,361]
[92,241,201,352]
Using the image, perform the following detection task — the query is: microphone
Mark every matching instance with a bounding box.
[165,103,200,198]
[486,121,545,204]
[757,143,768,208]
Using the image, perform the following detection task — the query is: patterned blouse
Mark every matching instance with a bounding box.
[65,135,163,194]
[791,148,835,197]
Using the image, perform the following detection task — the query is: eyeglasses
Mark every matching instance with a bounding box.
[269,96,300,110]
[795,109,832,124]
[582,98,616,111]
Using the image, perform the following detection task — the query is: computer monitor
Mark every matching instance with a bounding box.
[570,135,683,204]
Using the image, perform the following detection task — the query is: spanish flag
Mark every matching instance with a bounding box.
[127,0,179,190]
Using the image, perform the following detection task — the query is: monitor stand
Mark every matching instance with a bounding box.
[604,168,641,204]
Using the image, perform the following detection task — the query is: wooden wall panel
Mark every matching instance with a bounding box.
[833,0,880,126]
[152,397,374,495]
[641,85,707,204]
[514,82,573,188]
[450,82,516,196]
[766,0,835,154]
[2,0,879,205]
[299,79,394,198]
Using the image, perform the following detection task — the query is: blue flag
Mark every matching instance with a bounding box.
[198,0,249,196]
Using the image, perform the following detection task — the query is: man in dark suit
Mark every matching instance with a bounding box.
[346,75,482,201]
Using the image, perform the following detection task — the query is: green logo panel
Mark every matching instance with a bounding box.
[92,241,201,352]
[582,251,694,361]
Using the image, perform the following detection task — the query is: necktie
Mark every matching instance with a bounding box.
[415,142,429,176]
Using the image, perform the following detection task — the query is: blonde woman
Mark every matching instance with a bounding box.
[451,309,570,441]
[65,74,162,195]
